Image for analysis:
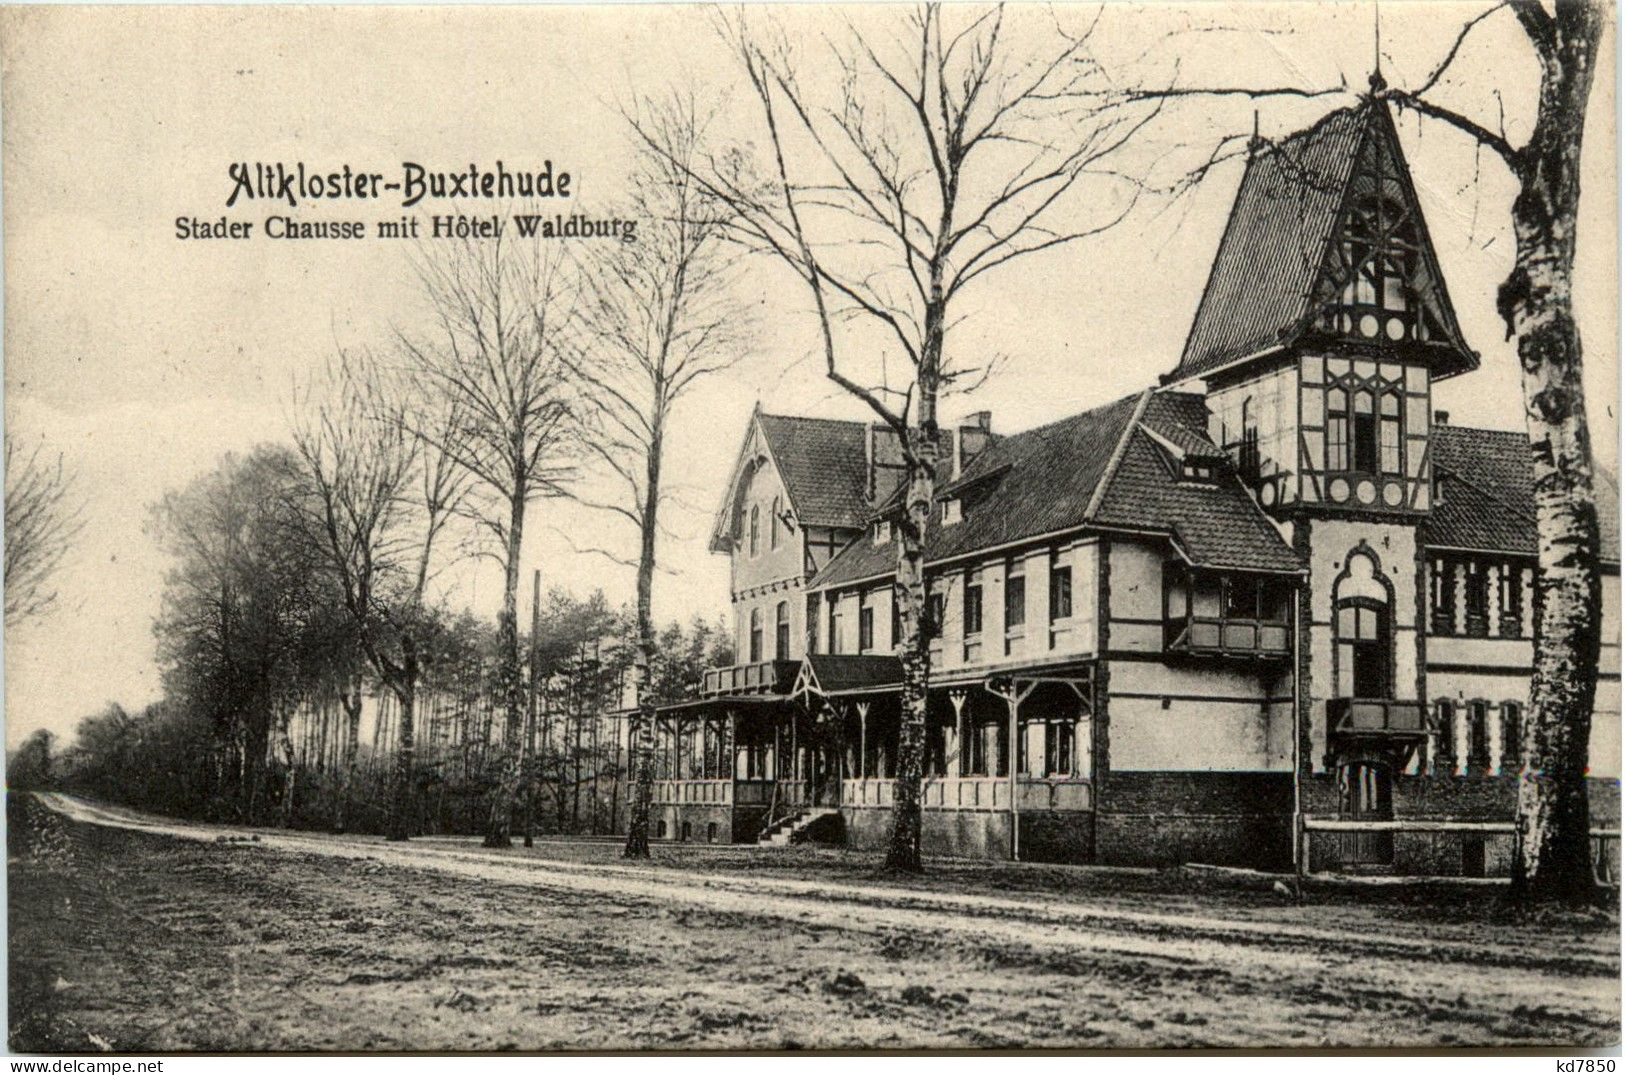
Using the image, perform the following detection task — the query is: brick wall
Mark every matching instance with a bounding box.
[1096,771,1293,870]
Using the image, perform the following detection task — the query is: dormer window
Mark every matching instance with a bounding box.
[941,498,962,525]
[873,519,892,545]
[1182,460,1217,483]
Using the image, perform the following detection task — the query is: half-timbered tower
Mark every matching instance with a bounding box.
[627,96,1621,875]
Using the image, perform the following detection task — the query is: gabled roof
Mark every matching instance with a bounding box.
[708,409,872,552]
[755,413,871,529]
[808,388,1303,590]
[1425,425,1620,564]
[794,654,902,698]
[1095,394,1304,574]
[1170,99,1474,385]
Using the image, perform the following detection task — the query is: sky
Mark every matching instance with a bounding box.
[2,2,1617,749]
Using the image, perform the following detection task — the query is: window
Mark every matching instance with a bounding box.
[748,608,762,663]
[1501,702,1522,773]
[1499,563,1524,637]
[806,595,820,655]
[828,599,844,654]
[1433,700,1456,774]
[770,497,782,550]
[1182,459,1217,482]
[1045,721,1074,776]
[941,498,962,525]
[890,591,901,649]
[1225,575,1260,619]
[1165,564,1291,654]
[927,590,946,640]
[1352,390,1377,473]
[748,505,760,557]
[1326,388,1349,471]
[1463,561,1488,636]
[858,598,874,653]
[1049,562,1073,621]
[1467,701,1491,774]
[964,574,983,636]
[873,519,891,545]
[1379,392,1402,474]
[774,601,790,660]
[1335,598,1388,699]
[1429,557,1456,633]
[1004,569,1026,630]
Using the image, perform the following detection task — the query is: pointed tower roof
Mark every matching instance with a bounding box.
[1168,98,1476,385]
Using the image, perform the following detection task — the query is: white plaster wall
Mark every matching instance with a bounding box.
[1305,517,1421,772]
[1110,695,1288,771]
[1108,539,1164,622]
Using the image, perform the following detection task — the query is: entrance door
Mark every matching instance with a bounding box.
[1339,761,1394,867]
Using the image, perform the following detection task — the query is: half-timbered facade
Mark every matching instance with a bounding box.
[627,95,1622,875]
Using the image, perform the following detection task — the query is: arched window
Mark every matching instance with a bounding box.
[1352,389,1377,474]
[770,497,782,550]
[748,607,763,663]
[748,505,760,557]
[1379,391,1402,475]
[774,601,790,660]
[1334,552,1390,699]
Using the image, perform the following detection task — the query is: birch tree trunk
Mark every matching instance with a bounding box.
[1506,0,1607,904]
[886,314,942,873]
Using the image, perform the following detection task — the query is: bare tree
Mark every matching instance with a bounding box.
[638,4,1155,869]
[291,350,472,840]
[5,433,82,624]
[571,94,747,859]
[399,228,581,848]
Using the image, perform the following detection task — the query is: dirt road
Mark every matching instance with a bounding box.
[11,793,1620,1051]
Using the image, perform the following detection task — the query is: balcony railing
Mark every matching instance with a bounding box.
[1167,616,1291,657]
[1328,697,1426,737]
[700,659,800,698]
[842,776,1092,812]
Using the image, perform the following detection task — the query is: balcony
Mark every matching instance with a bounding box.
[1328,697,1426,739]
[1166,617,1291,658]
[1164,568,1293,659]
[700,659,800,698]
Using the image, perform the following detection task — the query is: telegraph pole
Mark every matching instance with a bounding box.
[523,568,540,848]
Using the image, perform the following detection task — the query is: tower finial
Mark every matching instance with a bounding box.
[1369,0,1386,95]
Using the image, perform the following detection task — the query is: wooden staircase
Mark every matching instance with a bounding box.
[758,807,841,847]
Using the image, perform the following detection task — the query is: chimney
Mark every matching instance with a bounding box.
[1434,409,1450,425]
[867,423,907,504]
[953,412,993,478]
